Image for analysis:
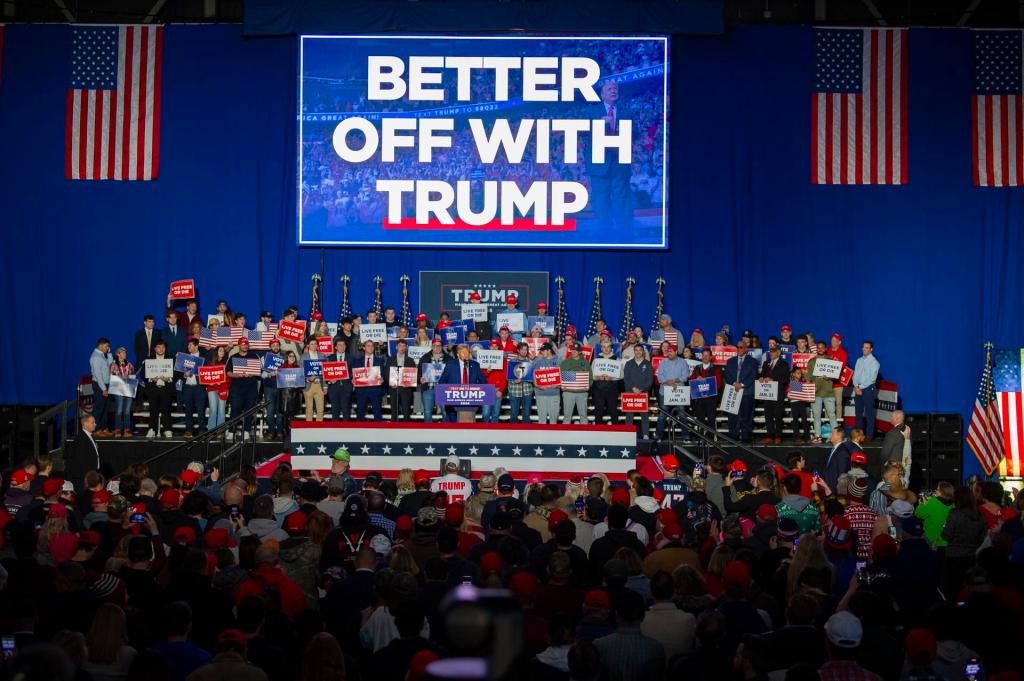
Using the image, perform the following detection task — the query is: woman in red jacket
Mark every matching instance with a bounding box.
[482,339,509,423]
[205,345,231,432]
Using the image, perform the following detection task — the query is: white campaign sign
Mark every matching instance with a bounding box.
[812,357,843,379]
[360,323,387,343]
[408,345,431,362]
[663,384,691,406]
[495,312,525,333]
[461,304,489,322]
[719,384,742,414]
[755,380,779,401]
[591,358,622,379]
[474,349,505,370]
[145,359,173,380]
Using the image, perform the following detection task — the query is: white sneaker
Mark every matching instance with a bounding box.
[163,430,173,439]
[225,431,234,441]
[146,429,156,439]
[242,431,251,442]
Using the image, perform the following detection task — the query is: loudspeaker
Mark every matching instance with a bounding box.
[904,413,930,445]
[930,413,963,445]
[923,450,962,487]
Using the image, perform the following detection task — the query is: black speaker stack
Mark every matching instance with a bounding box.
[906,412,963,489]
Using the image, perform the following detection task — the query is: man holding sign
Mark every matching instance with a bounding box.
[354,340,386,421]
[591,341,622,425]
[178,338,207,438]
[144,340,176,438]
[622,344,653,439]
[387,339,417,421]
[418,338,449,423]
[655,344,689,441]
[807,341,838,444]
[758,345,790,444]
[689,347,722,430]
[227,338,261,439]
[325,338,354,421]
[532,343,562,425]
[723,340,758,442]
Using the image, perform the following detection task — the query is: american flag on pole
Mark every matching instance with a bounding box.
[993,348,1024,477]
[968,347,1007,475]
[972,30,1024,187]
[560,371,590,390]
[66,25,163,181]
[812,28,907,185]
[231,357,261,377]
[787,380,816,402]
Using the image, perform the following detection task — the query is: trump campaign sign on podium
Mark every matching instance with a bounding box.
[298,35,669,249]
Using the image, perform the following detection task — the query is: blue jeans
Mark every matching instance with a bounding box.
[264,383,282,434]
[181,384,207,433]
[421,387,437,423]
[207,392,226,430]
[854,385,877,438]
[92,381,109,430]
[509,393,533,423]
[112,395,133,431]
[481,395,502,423]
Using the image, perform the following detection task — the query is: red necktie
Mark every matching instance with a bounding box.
[365,356,370,369]
[462,363,468,384]
[608,104,616,132]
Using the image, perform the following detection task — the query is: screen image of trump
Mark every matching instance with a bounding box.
[299,35,669,249]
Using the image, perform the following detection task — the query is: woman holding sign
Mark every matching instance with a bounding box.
[204,346,230,433]
[280,351,303,434]
[108,348,136,437]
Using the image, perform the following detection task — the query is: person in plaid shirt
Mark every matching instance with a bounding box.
[506,342,535,423]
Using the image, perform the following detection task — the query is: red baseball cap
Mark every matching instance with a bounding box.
[312,311,323,321]
[659,507,678,525]
[756,504,778,522]
[850,451,868,465]
[547,509,569,532]
[78,530,101,547]
[661,454,680,471]
[159,489,181,508]
[652,487,665,503]
[600,329,612,337]
[499,325,511,333]
[727,459,748,473]
[414,469,432,485]
[91,490,113,505]
[536,302,547,309]
[174,526,197,545]
[584,589,610,609]
[780,324,792,332]
[395,515,413,533]
[409,651,439,681]
[416,313,427,321]
[480,551,503,575]
[904,629,938,667]
[611,487,631,507]
[438,320,452,330]
[215,629,248,649]
[872,534,898,559]
[665,343,678,352]
[692,328,702,335]
[284,511,308,534]
[431,337,443,345]
[505,294,517,304]
[445,503,465,527]
[662,522,683,540]
[10,469,34,486]
[180,469,201,486]
[469,292,482,302]
[237,337,250,347]
[47,503,68,519]
[565,325,577,336]
[723,560,752,588]
[509,571,538,601]
[831,332,843,342]
[42,478,65,497]
[204,527,237,550]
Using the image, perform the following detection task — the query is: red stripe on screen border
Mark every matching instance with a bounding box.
[382,218,576,231]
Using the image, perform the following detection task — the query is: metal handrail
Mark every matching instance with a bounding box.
[32,399,79,460]
[142,400,267,467]
[654,407,780,468]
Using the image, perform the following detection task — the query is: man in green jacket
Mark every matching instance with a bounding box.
[559,342,593,424]
[776,474,822,534]
[915,481,954,547]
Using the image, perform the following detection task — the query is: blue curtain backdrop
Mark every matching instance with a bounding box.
[1,24,1021,476]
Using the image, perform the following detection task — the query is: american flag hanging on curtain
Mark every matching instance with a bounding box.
[968,346,1006,475]
[66,25,163,181]
[972,30,1024,187]
[993,348,1024,477]
[811,28,907,185]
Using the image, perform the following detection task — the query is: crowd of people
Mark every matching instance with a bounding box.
[0,443,1021,681]
[86,295,885,447]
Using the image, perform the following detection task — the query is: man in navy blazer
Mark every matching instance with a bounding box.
[354,340,387,421]
[723,340,758,442]
[438,344,486,422]
[161,309,188,359]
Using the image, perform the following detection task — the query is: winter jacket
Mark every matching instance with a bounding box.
[940,509,988,559]
[238,518,289,543]
[775,494,821,535]
[272,496,299,526]
[279,537,321,610]
[915,496,953,548]
[234,566,307,619]
[705,473,726,517]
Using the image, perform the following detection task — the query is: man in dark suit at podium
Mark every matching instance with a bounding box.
[759,345,791,444]
[723,340,758,442]
[439,344,486,422]
[587,79,633,231]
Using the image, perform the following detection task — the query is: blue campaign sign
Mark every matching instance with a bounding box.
[298,36,669,250]
[527,315,555,334]
[690,377,718,399]
[435,383,496,407]
[303,359,324,379]
[387,339,414,356]
[277,367,304,388]
[507,360,535,382]
[422,362,445,383]
[262,353,285,371]
[174,352,205,374]
[777,344,795,364]
[440,326,466,346]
